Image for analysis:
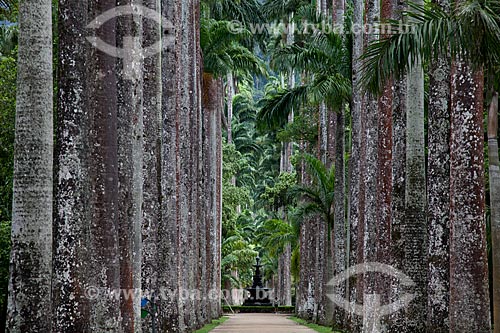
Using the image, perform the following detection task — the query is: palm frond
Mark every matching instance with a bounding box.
[257,85,308,130]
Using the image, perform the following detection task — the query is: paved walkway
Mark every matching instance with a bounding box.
[210,313,318,333]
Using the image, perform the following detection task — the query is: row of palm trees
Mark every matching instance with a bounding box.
[254,0,500,332]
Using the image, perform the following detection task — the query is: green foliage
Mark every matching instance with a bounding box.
[276,111,318,143]
[0,221,10,309]
[0,52,16,222]
[361,0,500,93]
[260,172,296,209]
[288,316,339,332]
[193,316,230,333]
[0,25,17,58]
[257,219,296,256]
[201,18,266,77]
[0,0,17,21]
[291,154,335,229]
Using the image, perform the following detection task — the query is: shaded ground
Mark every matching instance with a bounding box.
[209,313,318,333]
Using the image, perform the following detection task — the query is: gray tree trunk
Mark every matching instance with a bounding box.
[376,0,393,320]
[87,0,123,330]
[332,107,346,330]
[346,0,364,329]
[358,0,379,330]
[402,1,428,329]
[426,0,451,326]
[7,0,53,331]
[141,0,162,331]
[449,60,491,332]
[158,0,181,329]
[53,0,90,331]
[488,92,500,333]
[116,2,144,331]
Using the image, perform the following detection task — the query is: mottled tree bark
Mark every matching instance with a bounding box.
[400,1,428,331]
[376,0,393,322]
[158,0,181,329]
[388,0,407,329]
[426,0,451,326]
[358,0,379,331]
[116,2,144,331]
[141,0,162,331]
[449,60,491,332]
[488,92,500,333]
[53,0,90,331]
[7,0,53,331]
[332,107,346,330]
[346,0,364,328]
[86,0,123,330]
[202,72,223,321]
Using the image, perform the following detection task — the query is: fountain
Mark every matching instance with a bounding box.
[242,256,272,306]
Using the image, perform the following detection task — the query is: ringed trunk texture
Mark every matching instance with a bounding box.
[7,0,53,331]
[449,60,491,332]
[403,11,427,331]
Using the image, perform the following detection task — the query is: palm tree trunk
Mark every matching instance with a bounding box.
[87,0,123,330]
[117,4,144,331]
[158,0,181,329]
[346,0,364,329]
[402,0,428,329]
[426,0,451,326]
[202,72,224,320]
[7,0,53,331]
[449,60,491,332]
[53,0,90,331]
[332,106,346,330]
[141,0,162,330]
[376,0,393,321]
[359,0,379,331]
[488,92,500,333]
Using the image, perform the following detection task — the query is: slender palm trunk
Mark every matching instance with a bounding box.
[449,60,491,332]
[7,0,53,331]
[488,92,500,333]
[426,0,451,327]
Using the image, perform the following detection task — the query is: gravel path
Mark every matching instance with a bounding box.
[209,313,318,333]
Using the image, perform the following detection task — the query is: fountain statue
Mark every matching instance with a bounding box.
[243,256,272,306]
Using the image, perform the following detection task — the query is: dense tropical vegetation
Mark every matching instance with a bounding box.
[0,0,500,332]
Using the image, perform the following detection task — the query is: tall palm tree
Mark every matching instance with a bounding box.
[7,0,53,331]
[361,1,500,330]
